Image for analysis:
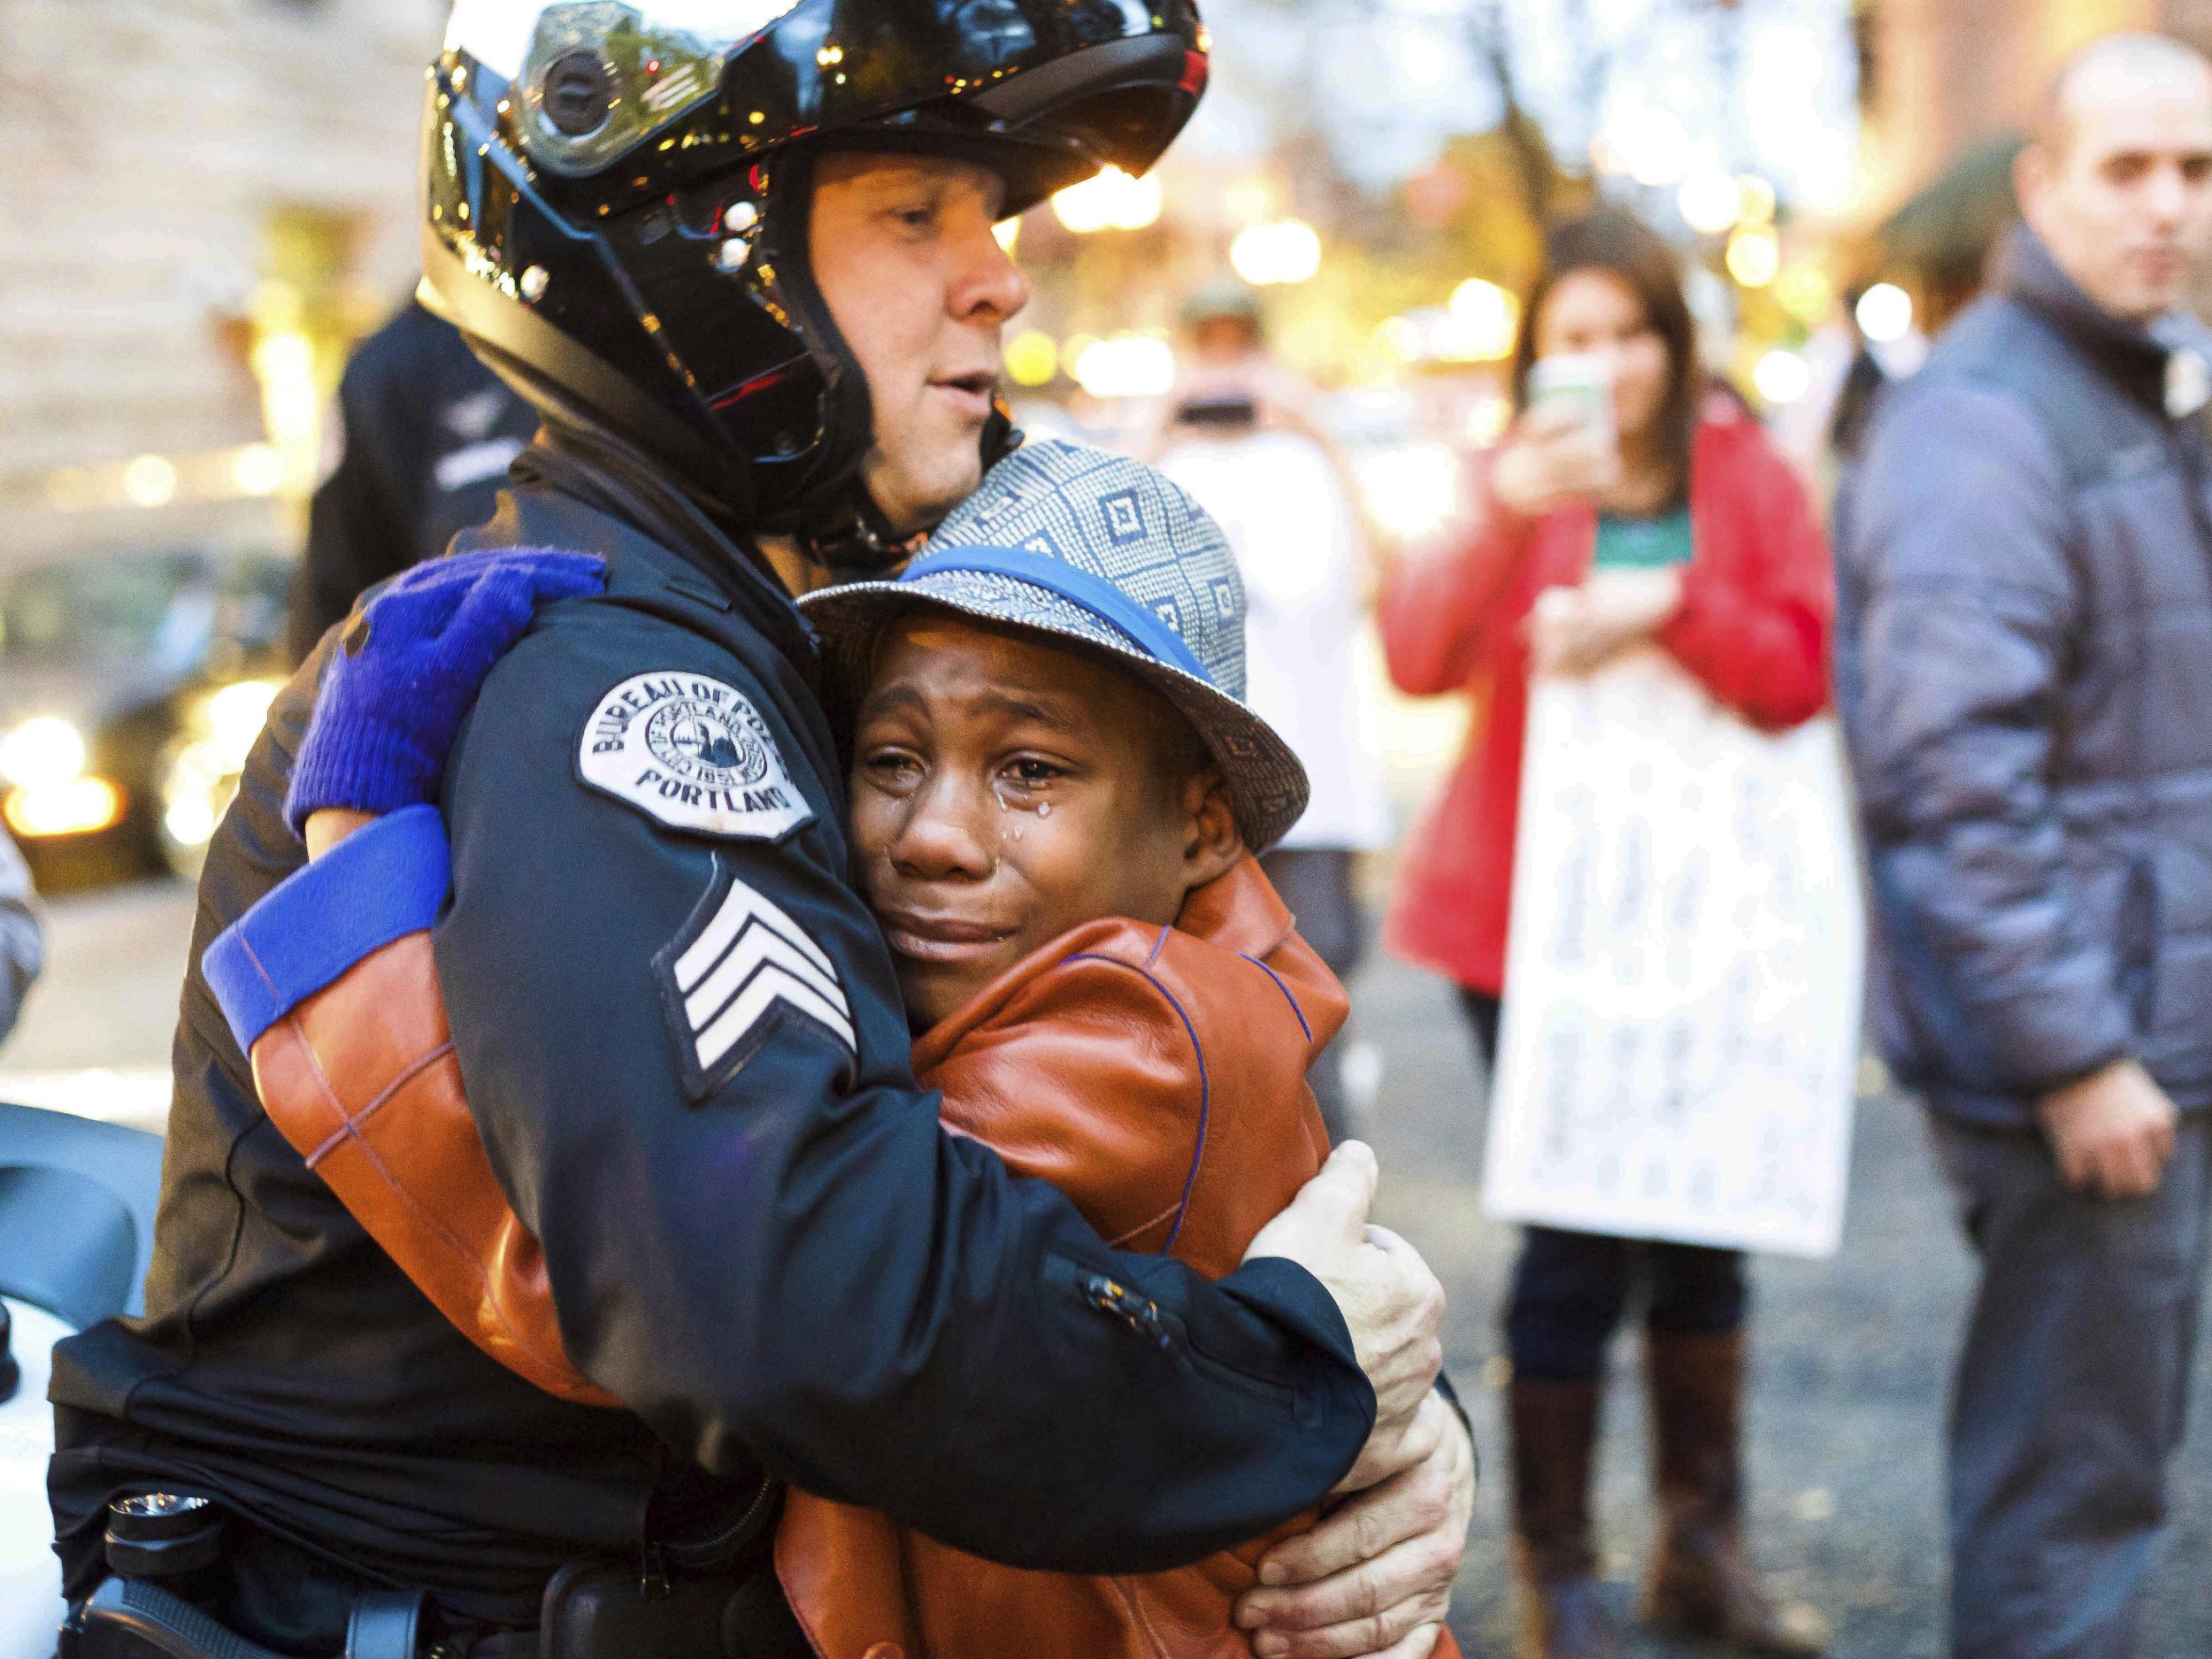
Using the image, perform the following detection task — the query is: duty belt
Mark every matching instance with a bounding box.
[59,1492,808,1659]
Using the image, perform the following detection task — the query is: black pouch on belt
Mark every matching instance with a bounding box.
[538,1561,809,1659]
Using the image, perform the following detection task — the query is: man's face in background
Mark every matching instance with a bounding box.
[2020,44,2212,324]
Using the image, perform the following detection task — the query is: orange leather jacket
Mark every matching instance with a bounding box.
[240,852,1446,1658]
[777,857,1341,1659]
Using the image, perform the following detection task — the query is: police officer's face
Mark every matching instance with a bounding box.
[850,616,1242,1029]
[810,153,1031,537]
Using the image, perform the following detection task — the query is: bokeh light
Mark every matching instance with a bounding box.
[121,456,179,510]
[1678,168,1742,236]
[1753,348,1811,404]
[1002,329,1058,388]
[1855,282,1916,343]
[1068,334,1175,399]
[1775,265,1837,323]
[1725,226,1780,288]
[1230,219,1324,287]
[1445,279,1521,363]
[1050,166,1162,234]
[1622,107,1692,188]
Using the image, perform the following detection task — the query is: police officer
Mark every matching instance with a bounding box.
[51,4,1472,1655]
[287,299,537,664]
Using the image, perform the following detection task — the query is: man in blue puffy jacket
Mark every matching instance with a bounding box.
[1839,33,2212,1659]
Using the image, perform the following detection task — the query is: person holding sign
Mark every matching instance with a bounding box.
[1379,211,1832,1659]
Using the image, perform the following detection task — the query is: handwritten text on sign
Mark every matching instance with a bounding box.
[1483,649,1863,1258]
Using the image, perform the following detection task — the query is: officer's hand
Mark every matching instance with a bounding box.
[1235,1390,1474,1659]
[287,549,606,833]
[1243,1142,1446,1424]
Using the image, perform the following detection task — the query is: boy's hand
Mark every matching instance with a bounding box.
[303,808,375,861]
[286,549,605,834]
[1243,1142,1446,1424]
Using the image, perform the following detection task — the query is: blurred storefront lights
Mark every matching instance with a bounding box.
[1446,279,1519,362]
[1753,349,1811,405]
[1775,264,1837,323]
[1002,329,1058,388]
[0,718,87,791]
[1069,334,1175,399]
[42,442,311,515]
[122,455,179,510]
[1464,395,1514,448]
[1051,165,1162,233]
[1622,108,1692,188]
[205,680,280,757]
[164,792,220,853]
[1678,168,1741,236]
[0,713,120,841]
[6,778,123,841]
[1736,173,1778,224]
[1373,316,1423,364]
[1061,333,1101,374]
[157,678,282,862]
[1230,219,1322,287]
[1225,175,1280,227]
[993,218,1020,253]
[1856,282,1915,343]
[230,443,288,497]
[1724,226,1780,288]
[1356,442,1461,539]
[251,330,317,426]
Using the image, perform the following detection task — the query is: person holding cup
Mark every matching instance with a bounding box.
[1378,209,1832,1659]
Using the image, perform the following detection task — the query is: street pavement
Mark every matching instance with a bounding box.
[8,876,2211,1657]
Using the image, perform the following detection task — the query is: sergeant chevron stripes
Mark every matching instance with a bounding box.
[665,864,855,1090]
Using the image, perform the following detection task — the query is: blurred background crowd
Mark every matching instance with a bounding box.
[0,0,2087,893]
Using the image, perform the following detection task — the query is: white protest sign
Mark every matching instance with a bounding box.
[1482,647,1863,1258]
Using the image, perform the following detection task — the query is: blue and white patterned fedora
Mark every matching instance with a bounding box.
[799,439,1310,851]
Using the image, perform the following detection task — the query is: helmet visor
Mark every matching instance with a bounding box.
[444,0,1204,200]
[447,1,799,177]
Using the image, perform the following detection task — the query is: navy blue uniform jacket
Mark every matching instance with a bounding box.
[49,431,1373,1626]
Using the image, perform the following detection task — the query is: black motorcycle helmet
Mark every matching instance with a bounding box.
[422,0,1209,573]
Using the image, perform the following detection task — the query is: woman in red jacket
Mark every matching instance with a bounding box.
[1379,211,1831,1659]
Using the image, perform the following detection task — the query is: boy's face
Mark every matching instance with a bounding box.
[850,615,1241,1028]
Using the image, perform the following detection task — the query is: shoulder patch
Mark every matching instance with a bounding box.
[655,856,856,1099]
[579,672,814,841]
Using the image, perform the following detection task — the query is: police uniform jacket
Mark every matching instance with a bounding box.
[48,423,1376,1631]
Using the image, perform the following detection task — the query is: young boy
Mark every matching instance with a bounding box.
[205,442,1457,1658]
